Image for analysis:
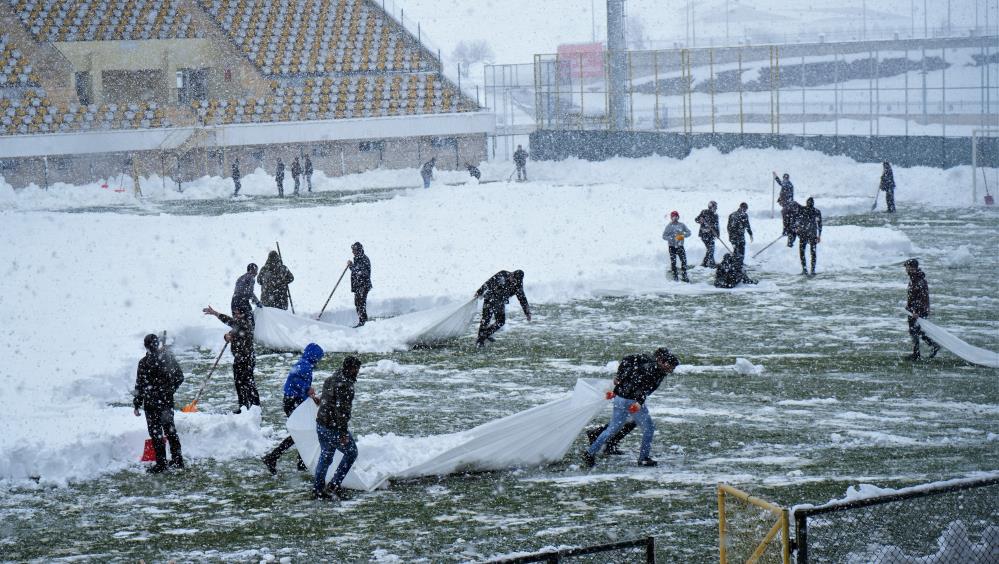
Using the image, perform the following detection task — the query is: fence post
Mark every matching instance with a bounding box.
[738,48,744,135]
[654,50,660,129]
[710,48,715,134]
[794,512,808,564]
[718,486,728,564]
[579,52,584,130]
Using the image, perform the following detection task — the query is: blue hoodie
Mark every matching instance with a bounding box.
[283,343,324,400]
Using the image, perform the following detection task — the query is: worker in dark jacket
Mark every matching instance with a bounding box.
[583,348,680,468]
[714,253,758,288]
[309,355,361,501]
[513,145,529,181]
[880,161,896,213]
[203,304,259,412]
[263,343,324,475]
[727,203,753,262]
[304,156,314,193]
[275,158,285,197]
[474,269,531,347]
[466,162,481,180]
[797,197,822,275]
[231,263,262,324]
[291,157,302,196]
[231,158,242,198]
[133,333,185,473]
[695,201,720,268]
[347,242,372,327]
[905,259,939,360]
[258,251,295,310]
[421,157,436,189]
[773,171,795,240]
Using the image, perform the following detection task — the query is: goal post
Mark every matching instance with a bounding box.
[971,128,998,205]
[718,483,791,564]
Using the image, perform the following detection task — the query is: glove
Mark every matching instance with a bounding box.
[605,391,615,400]
[676,234,685,241]
[628,402,641,414]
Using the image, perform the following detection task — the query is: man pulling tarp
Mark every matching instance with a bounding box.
[474,269,532,348]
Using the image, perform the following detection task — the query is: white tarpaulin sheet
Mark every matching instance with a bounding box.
[917,318,999,369]
[286,378,610,491]
[254,298,479,352]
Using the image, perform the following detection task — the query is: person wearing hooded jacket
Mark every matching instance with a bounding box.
[421,157,436,189]
[905,259,940,361]
[258,251,295,310]
[714,252,758,289]
[291,157,302,196]
[231,263,262,323]
[880,161,896,213]
[203,304,259,412]
[695,201,720,268]
[347,242,372,327]
[275,158,285,197]
[774,171,796,240]
[263,343,324,474]
[662,211,692,282]
[797,197,822,275]
[474,269,531,347]
[727,203,753,262]
[133,333,185,473]
[583,348,680,468]
[309,355,361,501]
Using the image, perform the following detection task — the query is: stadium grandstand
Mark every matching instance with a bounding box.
[0,0,492,188]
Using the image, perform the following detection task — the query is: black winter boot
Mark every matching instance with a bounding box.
[146,439,168,474]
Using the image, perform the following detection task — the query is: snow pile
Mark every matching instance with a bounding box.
[865,521,999,564]
[733,358,764,375]
[941,244,974,268]
[0,407,270,485]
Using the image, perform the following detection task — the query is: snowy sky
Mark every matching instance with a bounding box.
[395,0,992,63]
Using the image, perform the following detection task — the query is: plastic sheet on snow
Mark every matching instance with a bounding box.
[254,298,479,352]
[917,318,999,369]
[286,378,611,491]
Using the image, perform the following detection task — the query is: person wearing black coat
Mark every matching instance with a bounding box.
[797,197,822,275]
[904,259,939,360]
[727,203,753,262]
[421,157,436,189]
[133,333,185,473]
[347,242,372,327]
[474,269,532,347]
[880,161,896,213]
[291,157,302,195]
[231,263,262,324]
[714,253,758,288]
[304,156,314,193]
[466,162,481,180]
[309,356,361,501]
[203,304,259,412]
[773,171,795,239]
[275,158,285,197]
[694,201,720,267]
[513,145,529,181]
[231,158,241,198]
[583,349,680,468]
[258,251,295,310]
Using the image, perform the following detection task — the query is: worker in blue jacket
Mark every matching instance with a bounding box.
[262,343,325,474]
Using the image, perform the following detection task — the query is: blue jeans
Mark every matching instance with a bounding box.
[314,425,357,494]
[587,395,655,460]
[422,176,431,189]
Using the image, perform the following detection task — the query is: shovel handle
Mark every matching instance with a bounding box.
[185,341,229,409]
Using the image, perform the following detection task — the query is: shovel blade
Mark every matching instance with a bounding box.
[181,402,198,413]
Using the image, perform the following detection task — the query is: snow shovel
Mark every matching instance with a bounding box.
[983,167,994,206]
[275,240,295,314]
[316,264,349,320]
[871,184,880,211]
[751,234,784,259]
[710,227,733,254]
[181,341,229,413]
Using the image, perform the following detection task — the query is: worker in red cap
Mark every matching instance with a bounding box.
[662,211,692,282]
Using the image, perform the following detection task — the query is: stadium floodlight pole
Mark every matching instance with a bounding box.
[607,0,628,131]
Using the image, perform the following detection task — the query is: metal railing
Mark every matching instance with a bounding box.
[534,36,999,139]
